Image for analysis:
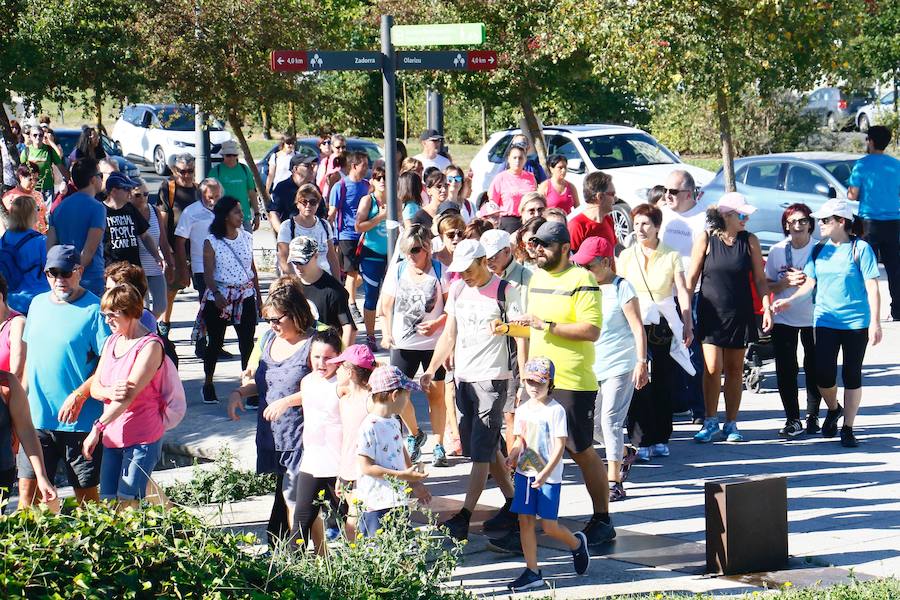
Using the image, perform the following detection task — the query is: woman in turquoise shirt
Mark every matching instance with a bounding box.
[773,199,882,448]
[355,163,392,352]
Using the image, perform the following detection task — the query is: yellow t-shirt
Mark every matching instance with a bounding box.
[617,243,683,311]
[526,265,602,392]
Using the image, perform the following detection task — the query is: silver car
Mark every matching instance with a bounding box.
[699,152,862,249]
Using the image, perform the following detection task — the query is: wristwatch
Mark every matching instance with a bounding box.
[544,320,555,333]
[93,419,107,433]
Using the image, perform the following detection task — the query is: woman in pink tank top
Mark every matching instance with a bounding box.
[84,283,165,507]
[538,154,581,215]
[0,280,26,380]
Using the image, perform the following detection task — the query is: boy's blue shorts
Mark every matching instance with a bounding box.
[511,472,562,520]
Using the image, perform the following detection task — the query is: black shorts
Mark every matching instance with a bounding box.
[390,348,446,381]
[16,429,102,489]
[553,389,597,454]
[457,380,507,462]
[338,239,361,274]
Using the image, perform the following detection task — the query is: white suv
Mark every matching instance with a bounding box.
[112,104,234,175]
[468,124,715,241]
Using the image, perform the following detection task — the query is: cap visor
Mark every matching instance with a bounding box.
[447,257,475,273]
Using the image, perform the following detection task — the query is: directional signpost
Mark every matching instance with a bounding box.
[269,17,499,252]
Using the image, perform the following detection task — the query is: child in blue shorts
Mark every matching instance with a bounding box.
[505,357,591,592]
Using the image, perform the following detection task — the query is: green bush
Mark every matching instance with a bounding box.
[164,449,275,505]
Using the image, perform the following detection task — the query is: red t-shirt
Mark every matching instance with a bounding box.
[567,212,615,252]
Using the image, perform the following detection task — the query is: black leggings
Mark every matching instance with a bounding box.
[203,296,257,379]
[772,324,822,420]
[627,332,675,447]
[814,327,868,390]
[291,472,339,547]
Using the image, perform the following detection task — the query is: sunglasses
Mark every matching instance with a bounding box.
[787,217,811,226]
[175,167,195,174]
[527,238,551,248]
[100,311,123,320]
[320,140,332,145]
[443,230,464,240]
[31,133,44,138]
[664,188,687,195]
[408,246,425,255]
[264,314,287,325]
[819,216,835,224]
[297,197,319,206]
[447,175,463,183]
[372,175,384,182]
[46,269,74,279]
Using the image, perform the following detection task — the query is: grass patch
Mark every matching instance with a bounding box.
[682,155,723,173]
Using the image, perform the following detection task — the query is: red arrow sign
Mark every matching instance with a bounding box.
[467,50,498,71]
[270,50,309,72]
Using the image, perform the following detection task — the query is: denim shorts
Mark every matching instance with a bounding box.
[99,439,163,500]
[511,472,562,521]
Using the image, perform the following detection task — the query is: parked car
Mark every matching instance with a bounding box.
[52,128,141,179]
[801,87,873,132]
[254,137,384,185]
[469,125,715,242]
[700,152,862,249]
[111,104,233,175]
[855,90,897,132]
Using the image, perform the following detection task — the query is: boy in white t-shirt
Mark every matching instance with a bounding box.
[505,357,590,592]
[356,366,431,537]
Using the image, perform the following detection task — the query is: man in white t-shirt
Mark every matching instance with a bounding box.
[421,239,525,542]
[413,129,451,172]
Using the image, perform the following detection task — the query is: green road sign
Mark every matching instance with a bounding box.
[391,23,485,47]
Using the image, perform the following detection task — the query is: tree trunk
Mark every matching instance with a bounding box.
[260,105,272,140]
[521,98,548,172]
[287,101,296,135]
[716,87,737,193]
[481,102,487,145]
[94,88,104,133]
[228,111,268,204]
[0,103,20,167]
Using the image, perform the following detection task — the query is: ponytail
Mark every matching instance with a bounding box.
[706,207,726,237]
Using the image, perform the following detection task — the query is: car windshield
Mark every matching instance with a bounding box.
[154,108,224,131]
[815,159,855,188]
[579,133,678,169]
[348,141,383,165]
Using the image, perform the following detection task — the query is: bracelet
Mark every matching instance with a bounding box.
[503,324,511,334]
[93,419,106,433]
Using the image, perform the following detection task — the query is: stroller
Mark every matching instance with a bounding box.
[743,276,774,393]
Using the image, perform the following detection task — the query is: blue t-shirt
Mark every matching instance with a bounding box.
[48,191,107,287]
[24,291,111,432]
[803,238,880,330]
[1,229,50,314]
[593,277,638,381]
[848,154,900,221]
[328,177,368,241]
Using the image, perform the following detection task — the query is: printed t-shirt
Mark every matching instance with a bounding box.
[567,212,615,252]
[20,145,62,192]
[329,177,369,241]
[593,277,638,381]
[356,414,409,511]
[513,398,568,484]
[382,259,447,351]
[173,200,214,273]
[803,238,880,329]
[277,217,335,275]
[488,170,537,216]
[24,291,110,432]
[209,162,256,217]
[103,202,150,266]
[446,275,522,382]
[848,154,900,221]
[659,202,708,272]
[48,190,106,286]
[764,238,815,328]
[526,265,602,391]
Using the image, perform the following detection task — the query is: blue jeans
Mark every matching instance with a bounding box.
[100,439,163,500]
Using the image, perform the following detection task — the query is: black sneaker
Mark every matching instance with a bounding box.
[194,341,207,359]
[201,383,218,404]
[779,419,805,438]
[822,405,844,438]
[840,426,858,448]
[806,415,821,435]
[507,567,544,592]
[245,395,259,411]
[572,531,591,575]
[441,510,471,541]
[349,304,364,324]
[582,513,616,547]
[487,529,523,555]
[482,499,518,531]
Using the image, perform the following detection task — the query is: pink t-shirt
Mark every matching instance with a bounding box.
[545,181,575,214]
[99,333,165,448]
[0,311,23,372]
[488,170,537,217]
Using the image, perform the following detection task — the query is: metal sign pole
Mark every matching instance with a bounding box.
[381,14,399,255]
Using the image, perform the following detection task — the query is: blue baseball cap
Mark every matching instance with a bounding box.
[46,245,80,271]
[105,172,139,192]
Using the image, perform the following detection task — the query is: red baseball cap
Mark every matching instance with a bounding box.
[572,236,614,267]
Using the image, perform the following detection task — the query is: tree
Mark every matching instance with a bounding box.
[592,0,864,191]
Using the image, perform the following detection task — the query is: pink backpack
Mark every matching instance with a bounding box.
[159,355,186,431]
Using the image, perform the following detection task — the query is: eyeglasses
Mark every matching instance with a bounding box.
[819,216,835,224]
[447,175,463,183]
[408,246,425,255]
[372,175,384,182]
[786,217,811,226]
[664,188,688,196]
[46,269,74,279]
[296,197,319,206]
[264,314,287,325]
[443,229,464,240]
[320,140,332,145]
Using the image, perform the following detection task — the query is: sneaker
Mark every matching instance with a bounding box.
[245,395,259,411]
[650,443,670,457]
[822,405,843,438]
[201,383,218,404]
[487,529,523,555]
[723,421,744,442]
[483,499,518,531]
[507,567,544,592]
[572,531,591,575]
[325,526,341,541]
[609,482,626,502]
[194,338,207,359]
[840,426,858,448]
[365,336,378,354]
[432,443,449,467]
[158,321,171,338]
[636,447,651,462]
[441,510,471,541]
[694,417,722,443]
[581,513,616,547]
[779,419,805,438]
[806,415,821,435]
[406,429,427,462]
[620,446,637,482]
[349,304,364,324]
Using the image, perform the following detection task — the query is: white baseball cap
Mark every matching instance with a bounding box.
[447,239,486,272]
[811,198,855,221]
[480,229,511,258]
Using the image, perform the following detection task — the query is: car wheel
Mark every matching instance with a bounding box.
[858,114,870,133]
[153,146,170,176]
[827,113,838,132]
[610,202,633,245]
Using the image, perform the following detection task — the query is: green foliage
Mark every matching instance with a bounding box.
[650,89,819,156]
[164,449,274,505]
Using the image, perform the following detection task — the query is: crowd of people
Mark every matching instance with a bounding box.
[0,120,897,592]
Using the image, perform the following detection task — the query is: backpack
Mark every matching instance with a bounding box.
[397,257,443,284]
[0,230,41,290]
[159,355,186,431]
[289,216,333,244]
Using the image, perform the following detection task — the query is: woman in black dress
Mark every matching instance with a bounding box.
[687,192,772,443]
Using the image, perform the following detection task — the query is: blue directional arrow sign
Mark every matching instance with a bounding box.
[396,51,469,71]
